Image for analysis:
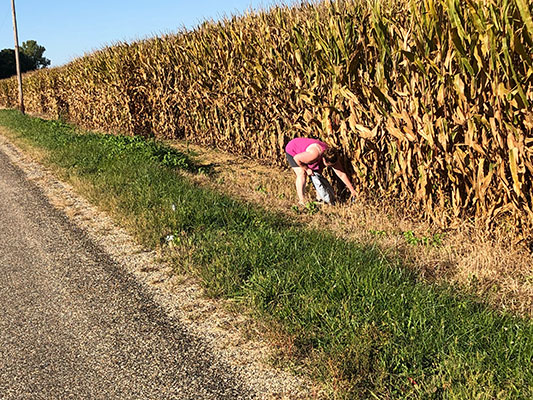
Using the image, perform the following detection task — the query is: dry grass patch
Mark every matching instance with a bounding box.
[170,139,533,318]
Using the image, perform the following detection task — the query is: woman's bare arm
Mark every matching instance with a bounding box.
[331,160,357,197]
[293,147,320,175]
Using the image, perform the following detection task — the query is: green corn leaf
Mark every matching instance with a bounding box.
[514,0,533,40]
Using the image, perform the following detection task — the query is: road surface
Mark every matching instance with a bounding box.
[0,147,253,399]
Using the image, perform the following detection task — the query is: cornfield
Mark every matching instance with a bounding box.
[1,0,532,238]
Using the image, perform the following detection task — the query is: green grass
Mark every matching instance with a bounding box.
[0,110,531,399]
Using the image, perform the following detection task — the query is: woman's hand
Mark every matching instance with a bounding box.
[332,162,357,200]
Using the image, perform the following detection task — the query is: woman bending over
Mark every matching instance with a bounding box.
[285,137,356,205]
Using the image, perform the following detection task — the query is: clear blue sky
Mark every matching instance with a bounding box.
[0,0,297,67]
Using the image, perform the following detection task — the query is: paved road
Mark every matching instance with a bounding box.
[0,149,252,399]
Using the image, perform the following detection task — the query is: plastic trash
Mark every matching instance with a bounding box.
[310,172,335,204]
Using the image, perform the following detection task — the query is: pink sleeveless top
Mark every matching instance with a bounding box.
[285,138,328,172]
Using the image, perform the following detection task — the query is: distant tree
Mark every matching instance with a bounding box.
[0,49,16,79]
[0,40,50,79]
[0,49,27,79]
[20,40,51,70]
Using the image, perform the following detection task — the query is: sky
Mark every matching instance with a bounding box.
[0,0,297,67]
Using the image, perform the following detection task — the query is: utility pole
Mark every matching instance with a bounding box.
[11,0,24,114]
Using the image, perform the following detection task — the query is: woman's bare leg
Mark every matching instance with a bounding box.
[292,167,307,204]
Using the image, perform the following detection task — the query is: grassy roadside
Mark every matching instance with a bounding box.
[0,110,531,399]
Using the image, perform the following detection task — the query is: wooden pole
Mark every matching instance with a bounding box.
[11,0,24,114]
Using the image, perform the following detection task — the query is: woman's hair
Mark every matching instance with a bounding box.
[323,147,339,164]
